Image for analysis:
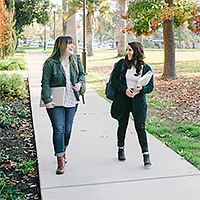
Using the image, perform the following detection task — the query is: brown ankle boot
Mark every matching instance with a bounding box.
[56,156,65,175]
[64,148,67,163]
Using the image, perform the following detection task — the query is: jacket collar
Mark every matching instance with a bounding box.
[49,57,66,76]
[50,57,61,64]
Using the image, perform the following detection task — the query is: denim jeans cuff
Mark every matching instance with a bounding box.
[55,152,65,157]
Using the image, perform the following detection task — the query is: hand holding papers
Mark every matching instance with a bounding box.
[132,71,153,96]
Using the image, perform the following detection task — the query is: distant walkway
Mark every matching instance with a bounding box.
[26,49,200,200]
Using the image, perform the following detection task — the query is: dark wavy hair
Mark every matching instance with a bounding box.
[50,36,74,60]
[124,42,145,76]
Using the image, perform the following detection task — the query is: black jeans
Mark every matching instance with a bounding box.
[117,98,149,153]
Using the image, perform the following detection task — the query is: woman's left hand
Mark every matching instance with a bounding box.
[132,84,142,92]
[73,82,82,91]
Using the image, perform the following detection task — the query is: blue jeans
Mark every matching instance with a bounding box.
[46,105,78,156]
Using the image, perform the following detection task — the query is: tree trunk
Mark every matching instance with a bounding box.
[44,26,47,50]
[162,0,177,79]
[62,0,67,35]
[117,0,127,57]
[86,12,94,56]
[67,14,79,53]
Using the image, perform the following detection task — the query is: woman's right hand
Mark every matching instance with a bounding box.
[45,102,57,109]
[125,89,134,98]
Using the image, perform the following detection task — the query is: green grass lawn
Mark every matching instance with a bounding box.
[18,46,53,50]
[85,48,200,170]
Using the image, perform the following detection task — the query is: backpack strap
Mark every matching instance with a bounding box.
[69,54,86,104]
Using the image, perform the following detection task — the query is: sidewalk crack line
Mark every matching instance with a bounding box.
[42,173,200,190]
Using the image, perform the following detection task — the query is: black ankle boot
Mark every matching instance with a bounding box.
[118,148,126,161]
[143,154,151,167]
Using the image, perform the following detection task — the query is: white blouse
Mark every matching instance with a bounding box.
[126,66,143,89]
[62,59,79,108]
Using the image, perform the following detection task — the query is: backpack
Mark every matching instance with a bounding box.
[105,63,119,101]
[105,80,115,101]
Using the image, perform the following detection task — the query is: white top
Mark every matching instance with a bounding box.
[126,66,142,89]
[62,59,79,108]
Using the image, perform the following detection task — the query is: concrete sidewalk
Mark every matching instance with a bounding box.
[26,49,200,200]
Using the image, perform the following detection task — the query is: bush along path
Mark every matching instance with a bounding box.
[0,74,40,199]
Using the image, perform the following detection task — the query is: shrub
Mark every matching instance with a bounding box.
[8,60,27,70]
[0,73,28,100]
[0,58,27,71]
[15,49,26,53]
[0,171,23,199]
[0,60,8,70]
[0,100,29,128]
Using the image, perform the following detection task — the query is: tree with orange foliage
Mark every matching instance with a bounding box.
[0,0,15,59]
[122,0,200,80]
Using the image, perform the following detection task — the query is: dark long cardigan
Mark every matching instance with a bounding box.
[110,59,154,124]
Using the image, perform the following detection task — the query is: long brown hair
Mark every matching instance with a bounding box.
[50,36,74,60]
[124,42,145,76]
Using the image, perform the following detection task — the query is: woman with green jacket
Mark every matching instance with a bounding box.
[41,36,85,174]
[110,41,154,167]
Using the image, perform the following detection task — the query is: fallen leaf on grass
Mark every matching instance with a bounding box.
[165,142,170,147]
[30,184,37,188]
[0,160,13,169]
[13,180,20,183]
[26,193,34,197]
[157,134,165,138]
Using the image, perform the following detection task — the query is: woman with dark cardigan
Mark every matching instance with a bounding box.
[41,36,85,174]
[110,41,154,167]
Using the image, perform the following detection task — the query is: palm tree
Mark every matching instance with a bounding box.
[62,0,67,35]
[94,14,105,45]
[65,0,110,56]
[118,0,127,57]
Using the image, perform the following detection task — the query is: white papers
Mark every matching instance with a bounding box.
[40,87,66,107]
[138,70,153,86]
[132,71,153,95]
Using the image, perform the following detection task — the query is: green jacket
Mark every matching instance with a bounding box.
[41,54,85,104]
[110,59,154,124]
